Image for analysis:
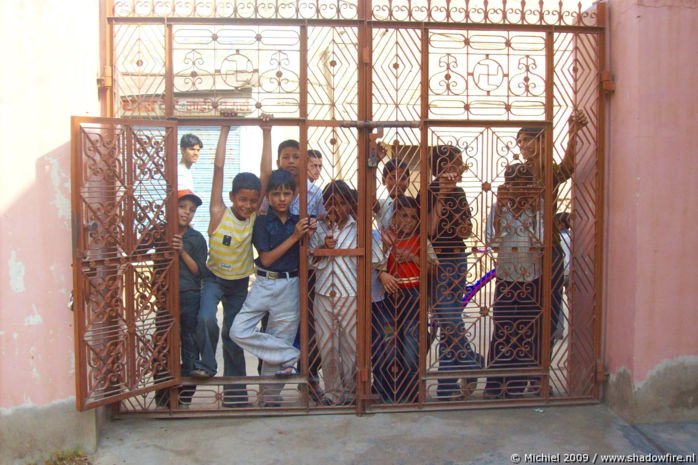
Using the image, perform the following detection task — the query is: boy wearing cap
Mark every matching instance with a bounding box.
[172,189,208,406]
[144,189,207,408]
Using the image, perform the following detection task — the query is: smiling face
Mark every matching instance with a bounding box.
[230,188,260,220]
[516,132,541,162]
[177,198,198,229]
[267,185,294,215]
[277,146,301,178]
[180,144,201,167]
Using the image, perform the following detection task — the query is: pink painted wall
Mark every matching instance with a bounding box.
[0,2,101,409]
[605,0,698,382]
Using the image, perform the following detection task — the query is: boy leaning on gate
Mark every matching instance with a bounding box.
[190,125,263,408]
[135,189,207,409]
[256,120,326,401]
[230,169,315,407]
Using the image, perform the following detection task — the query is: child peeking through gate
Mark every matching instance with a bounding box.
[371,195,438,403]
[484,163,543,399]
[136,189,208,409]
[309,180,385,406]
[230,169,315,407]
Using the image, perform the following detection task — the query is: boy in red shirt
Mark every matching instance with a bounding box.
[377,195,437,402]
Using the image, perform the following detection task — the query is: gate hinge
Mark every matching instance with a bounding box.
[595,360,609,383]
[97,66,113,89]
[601,71,615,95]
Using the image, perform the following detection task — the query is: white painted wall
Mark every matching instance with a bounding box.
[0,0,101,409]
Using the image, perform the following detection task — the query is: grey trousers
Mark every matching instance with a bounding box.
[230,273,300,401]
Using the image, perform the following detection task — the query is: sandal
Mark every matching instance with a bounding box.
[275,365,299,376]
[460,379,478,400]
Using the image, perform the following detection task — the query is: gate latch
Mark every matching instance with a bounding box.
[368,128,384,168]
[97,66,113,89]
[601,71,615,95]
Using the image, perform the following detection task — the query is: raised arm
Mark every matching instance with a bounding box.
[209,126,230,236]
[558,110,588,181]
[259,114,273,197]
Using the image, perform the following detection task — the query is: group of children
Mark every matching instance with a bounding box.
[153,110,587,407]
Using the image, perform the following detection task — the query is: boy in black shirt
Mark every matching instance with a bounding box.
[140,189,208,408]
[420,145,483,401]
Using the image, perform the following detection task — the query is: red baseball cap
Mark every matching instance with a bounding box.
[177,189,202,207]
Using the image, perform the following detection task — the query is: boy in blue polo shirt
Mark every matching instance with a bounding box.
[230,169,314,406]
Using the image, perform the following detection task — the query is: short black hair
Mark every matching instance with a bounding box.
[277,139,300,158]
[180,133,203,149]
[382,158,410,179]
[504,163,534,183]
[556,212,571,230]
[394,195,419,217]
[308,149,323,159]
[232,172,262,195]
[516,127,545,139]
[267,169,296,194]
[431,144,462,175]
[322,180,356,211]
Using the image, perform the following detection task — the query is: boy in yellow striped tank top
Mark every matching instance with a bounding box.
[190,126,261,408]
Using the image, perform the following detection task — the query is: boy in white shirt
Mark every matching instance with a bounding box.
[309,181,384,406]
[177,133,202,191]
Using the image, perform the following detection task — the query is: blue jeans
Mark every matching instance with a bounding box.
[432,252,483,398]
[194,270,249,403]
[154,290,199,406]
[551,245,565,345]
[485,278,541,397]
[179,290,200,403]
[371,288,420,403]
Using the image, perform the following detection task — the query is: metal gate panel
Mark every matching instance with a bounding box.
[113,24,167,118]
[171,24,303,119]
[551,31,603,399]
[305,125,365,410]
[307,26,359,121]
[71,117,179,410]
[426,29,548,121]
[99,0,605,416]
[110,0,598,25]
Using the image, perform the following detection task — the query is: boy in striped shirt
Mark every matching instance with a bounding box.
[190,126,261,408]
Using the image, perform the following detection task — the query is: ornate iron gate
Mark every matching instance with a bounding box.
[71,118,180,410]
[73,0,606,415]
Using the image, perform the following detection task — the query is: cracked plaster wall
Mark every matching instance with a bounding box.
[0,0,102,462]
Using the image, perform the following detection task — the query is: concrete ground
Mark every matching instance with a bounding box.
[92,405,697,465]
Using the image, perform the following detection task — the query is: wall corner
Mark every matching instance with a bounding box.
[604,357,698,424]
[0,399,106,464]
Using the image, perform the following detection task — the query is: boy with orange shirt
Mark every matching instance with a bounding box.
[374,195,437,403]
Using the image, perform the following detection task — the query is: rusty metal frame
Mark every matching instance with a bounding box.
[72,116,180,410]
[79,0,607,416]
